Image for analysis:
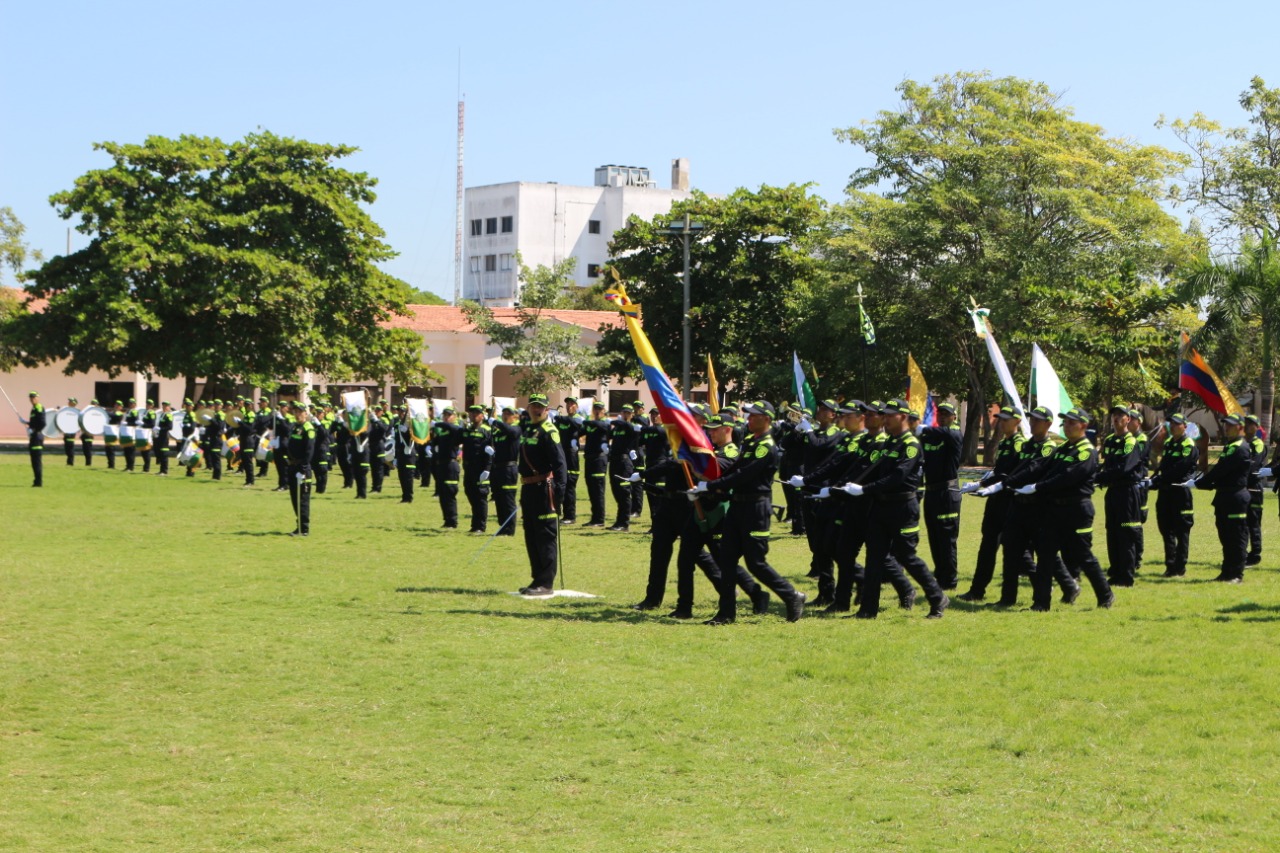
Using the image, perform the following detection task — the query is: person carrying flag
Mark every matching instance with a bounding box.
[1152,413,1197,577]
[919,401,964,589]
[517,394,566,597]
[1195,413,1253,583]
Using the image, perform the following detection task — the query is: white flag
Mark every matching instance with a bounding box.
[1029,344,1075,437]
[970,307,1029,437]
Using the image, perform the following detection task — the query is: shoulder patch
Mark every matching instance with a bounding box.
[724,444,740,459]
[1077,448,1090,461]
[754,443,769,459]
[906,444,919,459]
[1041,443,1053,457]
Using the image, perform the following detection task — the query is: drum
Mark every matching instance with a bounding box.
[222,435,240,458]
[118,426,134,446]
[134,426,151,450]
[42,415,62,439]
[169,411,186,441]
[79,406,108,436]
[103,424,119,444]
[56,407,82,434]
[255,435,270,461]
[178,436,201,466]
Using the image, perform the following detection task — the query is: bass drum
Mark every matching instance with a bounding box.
[178,436,202,466]
[42,414,62,438]
[56,407,82,434]
[169,411,186,441]
[79,405,108,436]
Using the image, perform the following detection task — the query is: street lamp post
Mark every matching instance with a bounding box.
[665,213,704,396]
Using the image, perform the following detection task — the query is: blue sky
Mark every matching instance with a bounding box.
[3,0,1277,299]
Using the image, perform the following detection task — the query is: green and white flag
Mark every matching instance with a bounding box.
[792,352,817,413]
[1029,343,1074,437]
[406,398,431,445]
[859,302,876,346]
[343,390,369,436]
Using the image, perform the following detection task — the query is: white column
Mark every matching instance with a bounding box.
[133,371,147,406]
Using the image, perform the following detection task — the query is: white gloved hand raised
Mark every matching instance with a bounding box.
[815,487,831,499]
[787,474,805,488]
[1259,467,1273,478]
[571,415,584,425]
[629,450,637,460]
[839,482,863,496]
[399,423,409,433]
[1177,478,1197,488]
[1013,484,1036,495]
[484,445,495,456]
[960,482,982,494]
[626,472,641,483]
[478,470,490,482]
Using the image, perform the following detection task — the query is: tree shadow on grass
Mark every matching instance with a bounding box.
[220,530,293,536]
[441,603,667,624]
[395,586,507,596]
[1211,601,1280,623]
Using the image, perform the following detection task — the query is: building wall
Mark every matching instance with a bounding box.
[0,362,185,440]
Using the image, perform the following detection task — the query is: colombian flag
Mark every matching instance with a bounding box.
[1179,332,1244,417]
[605,283,720,481]
[907,353,937,427]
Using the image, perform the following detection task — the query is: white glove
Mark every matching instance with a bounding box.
[295,473,305,483]
[479,470,490,482]
[600,442,609,453]
[1259,467,1273,478]
[1177,478,1197,488]
[571,415,584,425]
[629,450,637,460]
[787,475,805,488]
[815,487,831,499]
[914,425,924,435]
[484,445,495,456]
[425,446,434,458]
[796,418,814,433]
[692,481,708,493]
[626,472,641,483]
[960,482,982,494]
[547,408,560,418]
[17,417,27,425]
[685,490,700,502]
[632,422,642,432]
[839,482,863,496]
[1013,484,1036,495]
[979,471,994,483]
[399,423,408,433]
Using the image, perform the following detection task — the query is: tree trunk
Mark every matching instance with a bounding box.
[1261,328,1274,441]
[964,379,985,466]
[183,376,198,405]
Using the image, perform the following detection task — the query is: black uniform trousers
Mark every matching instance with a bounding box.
[434,457,459,526]
[609,457,633,527]
[1104,484,1142,585]
[396,461,415,502]
[1136,480,1150,566]
[830,501,911,611]
[802,502,836,597]
[273,449,287,489]
[999,498,1078,606]
[638,493,684,604]
[416,446,431,489]
[1247,485,1264,564]
[350,443,370,498]
[313,460,328,494]
[156,438,170,475]
[29,436,44,486]
[781,482,806,534]
[674,508,760,612]
[207,448,222,480]
[1155,486,1194,576]
[141,444,152,473]
[714,497,799,621]
[631,462,645,518]
[968,493,1012,598]
[493,463,519,535]
[562,448,580,522]
[1213,490,1250,580]
[923,483,961,588]
[63,437,75,465]
[105,440,117,468]
[522,480,560,589]
[857,495,945,617]
[123,444,136,472]
[242,437,257,485]
[336,441,353,487]
[1032,499,1110,609]
[287,464,311,534]
[370,449,385,493]
[464,468,490,532]
[81,436,93,465]
[585,454,608,524]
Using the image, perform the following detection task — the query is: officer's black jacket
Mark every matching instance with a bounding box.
[489,420,521,466]
[1196,436,1251,499]
[29,404,47,433]
[1247,434,1268,486]
[1096,431,1141,486]
[607,418,639,460]
[801,423,844,474]
[919,423,963,484]
[860,430,924,496]
[583,417,610,458]
[986,433,1027,484]
[1028,437,1098,499]
[640,421,670,465]
[430,421,464,460]
[310,418,331,466]
[554,413,584,460]
[460,421,494,471]
[517,418,566,493]
[157,412,173,440]
[1002,434,1058,489]
[805,429,868,487]
[1153,434,1198,487]
[286,419,315,473]
[707,432,777,497]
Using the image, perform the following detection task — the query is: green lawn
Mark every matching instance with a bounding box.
[2,453,1279,851]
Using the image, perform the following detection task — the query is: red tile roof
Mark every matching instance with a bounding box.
[386,304,623,333]
[1,286,46,313]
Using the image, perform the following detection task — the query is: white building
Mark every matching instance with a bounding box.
[464,159,694,306]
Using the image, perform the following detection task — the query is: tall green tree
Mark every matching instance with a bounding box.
[830,71,1196,460]
[460,256,607,397]
[602,184,830,400]
[5,132,429,398]
[0,207,43,285]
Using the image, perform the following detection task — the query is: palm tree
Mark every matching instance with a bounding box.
[1179,233,1280,436]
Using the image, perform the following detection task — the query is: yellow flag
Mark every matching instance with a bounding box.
[706,355,720,415]
[907,353,929,418]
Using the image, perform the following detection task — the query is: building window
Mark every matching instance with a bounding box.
[486,217,498,234]
[499,253,513,271]
[588,219,601,235]
[587,263,601,278]
[485,254,497,272]
[469,256,480,273]
[501,216,513,233]
[470,219,482,237]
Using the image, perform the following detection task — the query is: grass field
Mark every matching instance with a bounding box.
[3,452,1280,851]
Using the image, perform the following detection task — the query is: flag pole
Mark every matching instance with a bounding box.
[856,285,869,400]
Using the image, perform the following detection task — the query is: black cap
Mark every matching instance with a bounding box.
[881,398,911,415]
[1062,407,1091,424]
[937,402,957,415]
[563,396,578,403]
[1127,407,1142,420]
[707,413,732,428]
[838,401,862,415]
[467,404,484,413]
[591,400,605,409]
[1244,413,1260,424]
[744,400,775,417]
[1222,414,1244,426]
[857,400,882,415]
[527,394,549,406]
[818,399,839,412]
[996,405,1021,421]
[1027,406,1053,422]
[1108,404,1130,416]
[1169,413,1188,425]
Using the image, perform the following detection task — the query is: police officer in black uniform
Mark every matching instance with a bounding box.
[123,400,139,472]
[155,402,173,476]
[786,400,844,601]
[490,405,522,535]
[203,402,224,481]
[1005,407,1113,611]
[106,401,124,469]
[919,402,963,589]
[430,407,464,526]
[461,404,495,533]
[368,404,390,493]
[1152,413,1198,577]
[20,391,46,487]
[1195,413,1253,582]
[393,405,418,503]
[582,401,610,527]
[693,400,806,625]
[285,400,315,536]
[81,398,97,465]
[1243,413,1268,566]
[607,405,639,530]
[517,394,567,597]
[958,406,1024,601]
[1097,405,1142,586]
[310,405,332,494]
[630,411,692,611]
[1127,408,1151,569]
[61,397,78,465]
[553,397,584,524]
[639,406,671,517]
